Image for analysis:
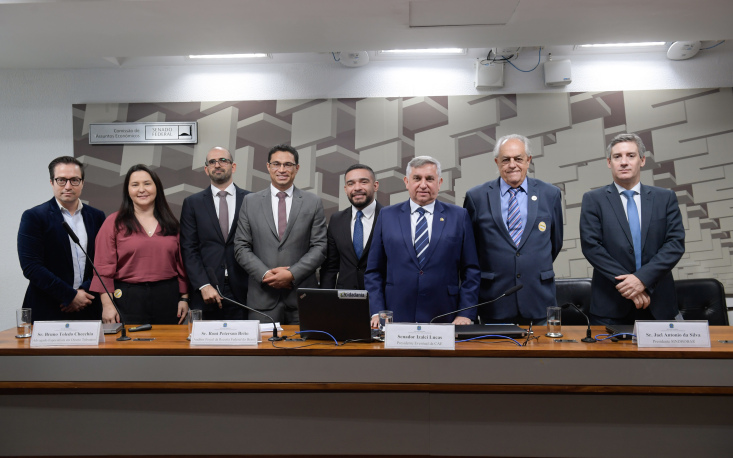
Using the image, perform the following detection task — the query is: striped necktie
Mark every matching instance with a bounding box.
[414,207,429,267]
[507,188,523,247]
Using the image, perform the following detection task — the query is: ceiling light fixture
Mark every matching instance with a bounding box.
[188,53,270,59]
[578,42,666,48]
[378,48,466,55]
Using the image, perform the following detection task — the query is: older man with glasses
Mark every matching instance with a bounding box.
[234,143,327,325]
[18,156,106,321]
[180,146,251,320]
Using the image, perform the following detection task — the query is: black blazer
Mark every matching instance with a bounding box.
[580,183,685,320]
[18,198,106,321]
[180,185,249,310]
[320,202,382,290]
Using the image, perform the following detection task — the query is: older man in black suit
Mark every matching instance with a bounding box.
[180,147,250,320]
[321,164,382,290]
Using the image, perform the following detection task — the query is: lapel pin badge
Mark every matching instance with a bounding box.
[531,195,538,201]
[440,217,444,221]
[538,221,547,232]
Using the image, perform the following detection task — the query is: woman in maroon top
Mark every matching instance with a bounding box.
[92,164,189,325]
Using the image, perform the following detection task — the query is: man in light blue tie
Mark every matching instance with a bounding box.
[365,156,480,326]
[580,133,685,325]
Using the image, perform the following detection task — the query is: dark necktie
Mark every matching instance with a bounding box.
[353,210,364,259]
[277,191,287,240]
[414,207,429,267]
[507,188,523,247]
[217,190,229,240]
[622,190,642,270]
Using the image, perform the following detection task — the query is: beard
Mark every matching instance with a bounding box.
[210,170,232,185]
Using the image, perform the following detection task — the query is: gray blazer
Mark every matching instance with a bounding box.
[233,186,327,311]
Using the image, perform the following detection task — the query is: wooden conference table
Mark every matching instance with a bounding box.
[1,324,732,457]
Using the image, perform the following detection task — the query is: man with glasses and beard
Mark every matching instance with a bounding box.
[321,164,382,290]
[18,156,106,321]
[234,144,327,325]
[181,147,250,320]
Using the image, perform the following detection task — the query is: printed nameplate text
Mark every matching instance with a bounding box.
[384,323,455,350]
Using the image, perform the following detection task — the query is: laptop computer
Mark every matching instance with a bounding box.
[455,324,529,340]
[297,288,373,342]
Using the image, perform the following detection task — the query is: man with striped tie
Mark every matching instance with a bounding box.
[464,135,563,325]
[365,156,480,326]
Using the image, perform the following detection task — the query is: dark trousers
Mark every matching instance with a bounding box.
[114,278,181,325]
[203,279,247,321]
[249,300,299,325]
[591,306,655,326]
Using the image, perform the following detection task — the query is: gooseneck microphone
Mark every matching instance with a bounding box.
[561,302,596,343]
[430,284,524,323]
[62,222,130,341]
[205,268,283,341]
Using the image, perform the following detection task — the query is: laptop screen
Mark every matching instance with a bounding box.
[297,288,372,341]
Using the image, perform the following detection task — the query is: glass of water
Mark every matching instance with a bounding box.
[546,305,563,338]
[187,309,202,341]
[16,308,32,338]
[377,310,393,341]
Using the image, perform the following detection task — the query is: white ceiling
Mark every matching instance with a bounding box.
[0,0,731,69]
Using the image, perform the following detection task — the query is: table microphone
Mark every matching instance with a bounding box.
[62,222,130,341]
[561,302,596,343]
[430,284,524,323]
[205,268,283,341]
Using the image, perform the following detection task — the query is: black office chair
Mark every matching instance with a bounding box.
[675,278,729,325]
[555,278,593,325]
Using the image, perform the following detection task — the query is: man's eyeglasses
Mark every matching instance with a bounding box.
[206,158,233,166]
[268,162,297,170]
[54,177,82,187]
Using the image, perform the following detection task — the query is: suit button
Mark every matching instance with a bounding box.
[356,267,361,271]
[629,249,633,254]
[419,271,424,275]
[517,274,521,278]
[516,252,520,257]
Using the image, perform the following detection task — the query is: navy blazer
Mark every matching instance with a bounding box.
[579,183,685,319]
[464,177,563,321]
[320,202,382,290]
[18,198,106,321]
[364,200,480,323]
[180,185,249,311]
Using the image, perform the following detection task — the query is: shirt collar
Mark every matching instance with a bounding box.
[352,199,377,220]
[56,198,83,215]
[270,184,294,198]
[500,177,528,196]
[409,199,436,215]
[211,183,236,196]
[614,181,641,195]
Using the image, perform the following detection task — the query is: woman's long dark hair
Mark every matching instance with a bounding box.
[115,164,180,236]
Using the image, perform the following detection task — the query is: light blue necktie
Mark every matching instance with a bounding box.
[414,207,429,267]
[622,190,642,270]
[353,210,364,259]
[507,188,523,247]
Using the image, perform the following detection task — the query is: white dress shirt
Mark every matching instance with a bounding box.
[57,199,87,290]
[614,181,642,227]
[409,199,436,243]
[270,184,294,235]
[211,183,236,232]
[350,200,377,250]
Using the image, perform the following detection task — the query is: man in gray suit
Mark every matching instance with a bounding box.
[234,144,327,324]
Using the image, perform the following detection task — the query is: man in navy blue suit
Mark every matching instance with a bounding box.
[181,147,250,320]
[365,156,480,326]
[464,134,563,324]
[580,133,685,325]
[18,156,106,322]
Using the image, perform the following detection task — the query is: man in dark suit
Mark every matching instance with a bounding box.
[18,156,106,322]
[464,134,563,324]
[320,164,382,290]
[234,144,327,325]
[181,147,250,320]
[580,133,685,325]
[365,156,480,326]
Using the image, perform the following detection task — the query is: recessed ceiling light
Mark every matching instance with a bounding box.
[578,42,666,48]
[378,48,466,55]
[188,53,270,59]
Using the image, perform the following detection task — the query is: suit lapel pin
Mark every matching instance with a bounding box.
[538,221,547,232]
[531,195,538,201]
[440,217,444,221]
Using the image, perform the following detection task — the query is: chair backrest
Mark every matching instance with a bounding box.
[675,278,729,325]
[555,278,592,325]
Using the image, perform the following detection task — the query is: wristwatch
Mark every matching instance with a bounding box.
[179,297,190,303]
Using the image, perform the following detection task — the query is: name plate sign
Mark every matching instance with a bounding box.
[190,320,260,346]
[384,323,455,350]
[635,320,711,348]
[31,321,103,347]
[89,122,198,145]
